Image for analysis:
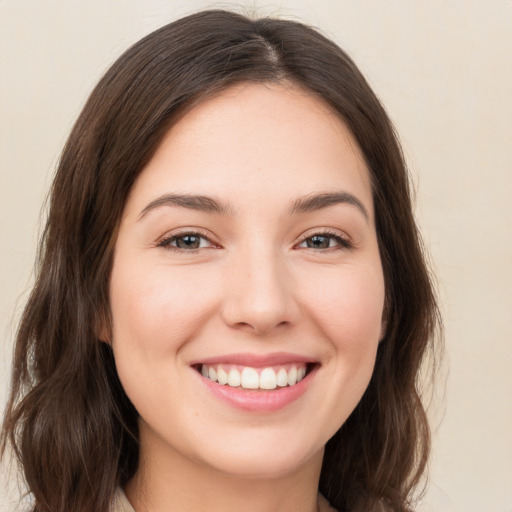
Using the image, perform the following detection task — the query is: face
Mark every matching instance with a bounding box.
[108,82,385,479]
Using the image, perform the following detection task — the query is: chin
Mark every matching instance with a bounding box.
[199,443,323,480]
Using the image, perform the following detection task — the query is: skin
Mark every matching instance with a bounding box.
[108,82,386,512]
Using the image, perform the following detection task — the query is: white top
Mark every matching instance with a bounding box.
[111,488,136,512]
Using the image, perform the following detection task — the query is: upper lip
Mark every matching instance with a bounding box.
[190,352,318,368]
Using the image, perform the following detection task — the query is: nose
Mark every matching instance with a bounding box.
[221,247,299,335]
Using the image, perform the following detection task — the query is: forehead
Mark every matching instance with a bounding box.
[125,82,373,219]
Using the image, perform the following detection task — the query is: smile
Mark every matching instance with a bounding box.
[191,353,319,412]
[200,363,307,390]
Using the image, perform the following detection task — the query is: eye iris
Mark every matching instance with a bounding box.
[307,235,331,249]
[176,235,201,249]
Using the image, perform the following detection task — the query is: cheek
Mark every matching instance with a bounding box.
[301,263,385,350]
[108,260,218,415]
[109,259,218,352]
[302,265,384,425]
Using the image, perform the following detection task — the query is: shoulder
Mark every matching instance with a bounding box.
[319,494,391,512]
[111,487,136,512]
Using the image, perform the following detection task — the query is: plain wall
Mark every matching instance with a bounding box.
[1,1,511,511]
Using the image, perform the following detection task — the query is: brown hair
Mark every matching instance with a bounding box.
[1,9,441,512]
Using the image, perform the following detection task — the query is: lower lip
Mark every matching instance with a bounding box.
[196,366,318,412]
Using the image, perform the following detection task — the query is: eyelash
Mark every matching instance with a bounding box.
[296,230,353,251]
[157,229,352,253]
[157,229,219,252]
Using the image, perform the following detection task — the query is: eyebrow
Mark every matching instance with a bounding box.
[138,193,233,220]
[138,191,369,221]
[290,192,369,220]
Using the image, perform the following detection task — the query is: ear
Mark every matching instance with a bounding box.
[379,317,387,343]
[96,310,112,345]
[379,301,388,343]
[98,329,110,344]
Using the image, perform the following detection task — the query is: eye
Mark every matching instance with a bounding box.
[297,232,352,250]
[158,231,217,251]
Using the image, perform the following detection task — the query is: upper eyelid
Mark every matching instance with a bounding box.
[296,228,351,242]
[157,228,218,247]
[294,229,354,251]
[155,227,352,247]
[159,227,213,238]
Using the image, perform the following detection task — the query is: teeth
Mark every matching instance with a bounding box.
[228,368,240,387]
[200,363,309,390]
[217,367,228,385]
[241,367,259,389]
[277,368,288,387]
[287,366,297,386]
[259,368,277,389]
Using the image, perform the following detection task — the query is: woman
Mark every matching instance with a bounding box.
[1,9,440,512]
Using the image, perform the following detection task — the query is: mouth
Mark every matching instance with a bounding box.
[190,353,319,412]
[194,362,315,390]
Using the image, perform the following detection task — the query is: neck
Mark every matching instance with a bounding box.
[125,425,324,512]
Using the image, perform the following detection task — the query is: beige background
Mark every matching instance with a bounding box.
[1,1,511,511]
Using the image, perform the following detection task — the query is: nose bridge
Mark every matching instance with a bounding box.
[222,240,296,334]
